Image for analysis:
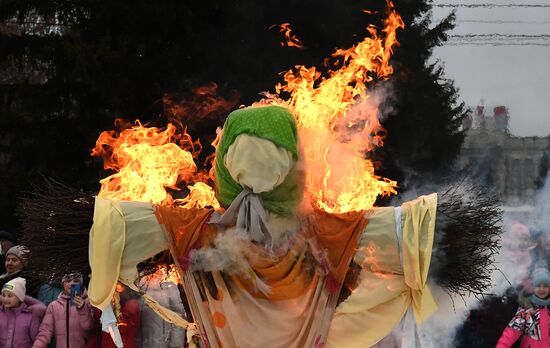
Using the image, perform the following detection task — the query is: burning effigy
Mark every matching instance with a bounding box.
[19,1,502,348]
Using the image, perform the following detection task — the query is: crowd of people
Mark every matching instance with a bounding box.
[456,222,550,347]
[0,230,188,348]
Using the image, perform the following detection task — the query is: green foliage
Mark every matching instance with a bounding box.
[375,8,468,191]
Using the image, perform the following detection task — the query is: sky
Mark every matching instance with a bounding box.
[431,1,550,137]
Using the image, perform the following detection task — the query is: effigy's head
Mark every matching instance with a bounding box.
[215,105,303,216]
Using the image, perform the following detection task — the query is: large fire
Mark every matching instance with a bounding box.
[265,0,402,212]
[91,119,218,208]
[92,1,402,213]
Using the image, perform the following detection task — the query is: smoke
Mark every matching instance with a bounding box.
[379,178,503,347]
[423,286,478,348]
[418,147,550,346]
[190,227,248,273]
[323,82,397,188]
[490,159,550,294]
[334,81,396,147]
[530,171,550,232]
[290,81,400,212]
[189,213,300,273]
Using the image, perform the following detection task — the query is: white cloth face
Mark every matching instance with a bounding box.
[223,134,294,193]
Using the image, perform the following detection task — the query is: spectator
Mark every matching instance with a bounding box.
[0,230,16,275]
[455,288,519,347]
[138,276,187,348]
[501,222,536,287]
[32,272,94,348]
[496,264,550,347]
[37,278,63,307]
[0,245,40,298]
[532,232,550,269]
[0,277,46,348]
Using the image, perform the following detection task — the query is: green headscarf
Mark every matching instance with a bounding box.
[215,106,302,216]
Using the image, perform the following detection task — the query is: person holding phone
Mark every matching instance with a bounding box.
[33,272,94,348]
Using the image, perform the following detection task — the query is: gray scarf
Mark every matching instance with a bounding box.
[209,188,274,244]
[530,294,550,307]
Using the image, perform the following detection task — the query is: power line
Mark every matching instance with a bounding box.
[454,19,550,24]
[435,3,550,8]
[449,33,550,38]
[445,32,550,46]
[434,4,550,46]
[444,41,550,46]
[446,36,550,46]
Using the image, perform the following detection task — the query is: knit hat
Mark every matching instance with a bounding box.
[0,230,15,243]
[62,272,83,285]
[215,106,302,216]
[2,277,26,301]
[6,245,29,267]
[532,265,550,287]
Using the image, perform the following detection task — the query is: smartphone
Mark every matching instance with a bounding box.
[70,283,81,305]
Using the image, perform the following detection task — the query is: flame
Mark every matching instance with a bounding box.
[363,241,394,278]
[271,23,304,48]
[175,182,221,210]
[91,119,219,208]
[150,264,181,285]
[162,82,238,128]
[362,241,399,292]
[267,0,403,213]
[92,1,403,214]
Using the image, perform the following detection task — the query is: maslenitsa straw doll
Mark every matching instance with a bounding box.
[20,106,501,348]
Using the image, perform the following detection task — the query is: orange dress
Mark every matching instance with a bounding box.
[155,206,368,348]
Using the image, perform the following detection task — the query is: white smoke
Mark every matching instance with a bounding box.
[420,162,550,347]
[189,213,300,273]
[423,286,478,348]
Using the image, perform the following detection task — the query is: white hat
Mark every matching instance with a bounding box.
[2,277,26,301]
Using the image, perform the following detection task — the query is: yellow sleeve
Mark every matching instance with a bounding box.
[88,197,168,310]
[327,193,438,347]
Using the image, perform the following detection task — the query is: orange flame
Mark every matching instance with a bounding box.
[139,265,181,288]
[362,240,401,291]
[162,82,238,127]
[271,23,304,49]
[175,182,221,210]
[362,241,397,280]
[91,119,219,208]
[93,1,403,214]
[266,1,403,213]
[150,264,181,285]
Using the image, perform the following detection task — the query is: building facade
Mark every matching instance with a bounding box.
[457,105,550,205]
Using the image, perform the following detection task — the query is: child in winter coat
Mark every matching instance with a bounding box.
[32,272,95,348]
[497,265,550,347]
[0,277,46,348]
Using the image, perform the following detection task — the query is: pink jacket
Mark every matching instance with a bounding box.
[496,306,550,348]
[32,292,95,348]
[0,296,46,348]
